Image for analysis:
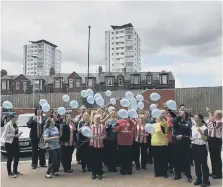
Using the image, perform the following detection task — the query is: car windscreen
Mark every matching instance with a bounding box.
[17,115,33,127]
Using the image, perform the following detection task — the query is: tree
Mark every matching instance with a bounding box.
[78,96,97,109]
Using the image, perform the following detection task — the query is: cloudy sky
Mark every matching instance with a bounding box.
[1,1,222,88]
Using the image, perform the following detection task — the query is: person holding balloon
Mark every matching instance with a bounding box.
[27,106,47,169]
[114,111,135,176]
[89,114,106,180]
[104,110,118,172]
[151,110,168,178]
[60,114,77,173]
[172,109,193,182]
[77,112,92,172]
[133,115,149,170]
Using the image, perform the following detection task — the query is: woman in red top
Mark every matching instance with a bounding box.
[114,117,135,175]
[89,114,106,180]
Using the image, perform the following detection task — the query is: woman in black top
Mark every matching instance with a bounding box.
[27,106,47,169]
[77,112,91,172]
[172,110,192,182]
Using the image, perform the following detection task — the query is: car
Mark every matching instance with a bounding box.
[0,113,33,155]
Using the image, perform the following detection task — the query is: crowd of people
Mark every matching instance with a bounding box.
[2,104,222,187]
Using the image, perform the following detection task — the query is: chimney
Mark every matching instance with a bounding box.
[98,66,103,74]
[1,69,7,77]
[49,67,55,77]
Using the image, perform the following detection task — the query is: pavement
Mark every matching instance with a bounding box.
[1,151,222,187]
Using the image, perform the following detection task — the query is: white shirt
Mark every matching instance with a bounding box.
[191,125,207,145]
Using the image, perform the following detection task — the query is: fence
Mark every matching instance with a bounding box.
[1,86,222,115]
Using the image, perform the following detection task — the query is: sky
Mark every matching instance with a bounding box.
[1,1,222,88]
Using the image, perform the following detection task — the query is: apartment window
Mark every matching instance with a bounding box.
[55,80,61,88]
[116,53,119,55]
[126,62,134,67]
[107,77,113,86]
[116,31,118,34]
[121,52,124,55]
[159,75,168,84]
[68,79,73,88]
[22,82,27,90]
[126,28,133,34]
[112,37,114,40]
[127,35,133,39]
[76,79,81,87]
[146,76,152,84]
[15,81,20,90]
[130,75,140,85]
[126,46,133,50]
[118,78,123,86]
[112,42,114,45]
[112,48,114,50]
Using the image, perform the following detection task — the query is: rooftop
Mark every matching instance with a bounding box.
[110,23,133,30]
[29,39,58,48]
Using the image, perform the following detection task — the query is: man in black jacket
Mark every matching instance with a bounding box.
[27,106,47,169]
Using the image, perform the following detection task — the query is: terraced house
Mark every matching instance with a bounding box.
[0,67,175,95]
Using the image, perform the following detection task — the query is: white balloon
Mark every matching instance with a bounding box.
[166,100,177,110]
[87,96,94,104]
[57,107,66,115]
[39,99,47,106]
[94,93,102,101]
[95,97,104,107]
[138,101,144,110]
[145,123,155,135]
[152,109,162,119]
[118,109,128,119]
[81,126,93,138]
[128,109,138,118]
[62,94,70,102]
[110,98,116,105]
[86,89,94,97]
[150,92,161,101]
[125,91,134,101]
[106,90,112,97]
[108,106,115,114]
[2,101,13,109]
[81,90,88,98]
[120,98,130,108]
[150,104,157,111]
[70,100,79,109]
[42,103,50,112]
[130,98,138,110]
[136,94,144,102]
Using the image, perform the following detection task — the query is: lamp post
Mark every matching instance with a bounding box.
[31,55,39,108]
[87,25,91,87]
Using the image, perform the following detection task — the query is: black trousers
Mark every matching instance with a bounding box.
[208,137,222,177]
[5,141,20,174]
[76,148,81,161]
[47,149,60,174]
[133,142,147,167]
[147,135,153,163]
[79,142,91,170]
[192,144,210,183]
[62,146,74,171]
[167,143,173,170]
[104,140,117,171]
[90,147,103,175]
[152,146,168,176]
[31,138,46,167]
[172,139,192,177]
[118,145,133,174]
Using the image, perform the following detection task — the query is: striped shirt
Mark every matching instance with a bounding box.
[135,124,147,143]
[90,124,106,148]
[207,120,222,138]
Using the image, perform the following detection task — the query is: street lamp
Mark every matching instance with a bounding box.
[87,25,91,87]
[31,55,39,108]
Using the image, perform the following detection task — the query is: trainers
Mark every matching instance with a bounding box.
[193,179,202,185]
[8,173,17,178]
[14,171,23,176]
[45,174,52,178]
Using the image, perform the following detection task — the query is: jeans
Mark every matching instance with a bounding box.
[47,149,60,174]
[5,140,20,174]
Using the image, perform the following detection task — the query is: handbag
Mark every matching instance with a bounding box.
[38,129,51,149]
